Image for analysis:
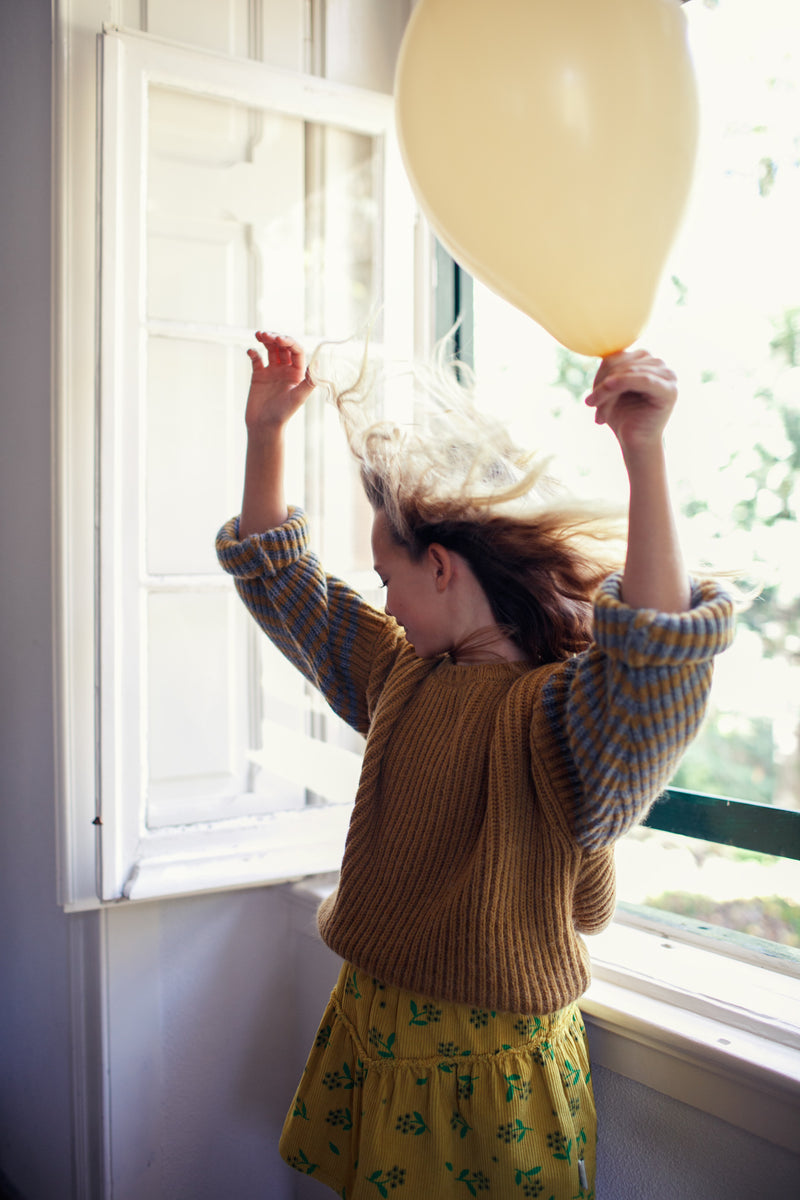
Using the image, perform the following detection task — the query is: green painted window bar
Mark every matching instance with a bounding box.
[646,789,800,862]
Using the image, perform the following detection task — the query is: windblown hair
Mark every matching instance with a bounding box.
[309,336,626,664]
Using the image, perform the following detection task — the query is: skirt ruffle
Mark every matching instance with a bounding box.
[279,962,596,1199]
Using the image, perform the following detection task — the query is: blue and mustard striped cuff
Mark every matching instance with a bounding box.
[593,574,736,668]
[215,506,310,579]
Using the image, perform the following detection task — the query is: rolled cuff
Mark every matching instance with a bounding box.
[593,573,736,668]
[215,506,309,580]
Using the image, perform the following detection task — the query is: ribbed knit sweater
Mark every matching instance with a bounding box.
[216,508,735,1014]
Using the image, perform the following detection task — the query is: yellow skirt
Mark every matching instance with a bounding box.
[280,963,596,1199]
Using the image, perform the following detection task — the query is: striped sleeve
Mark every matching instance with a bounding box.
[215,508,398,735]
[542,573,736,851]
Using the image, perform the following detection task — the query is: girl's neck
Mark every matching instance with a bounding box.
[450,625,531,665]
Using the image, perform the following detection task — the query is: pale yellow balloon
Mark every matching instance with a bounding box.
[395,0,698,357]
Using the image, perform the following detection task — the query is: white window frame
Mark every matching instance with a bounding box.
[57,24,425,908]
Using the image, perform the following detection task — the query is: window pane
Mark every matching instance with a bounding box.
[146,337,245,576]
[148,87,305,329]
[147,591,242,809]
[305,126,383,340]
[618,826,800,949]
[138,67,393,837]
[469,0,800,945]
[145,0,250,57]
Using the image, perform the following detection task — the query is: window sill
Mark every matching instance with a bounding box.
[63,809,351,909]
[288,877,800,1153]
[583,921,800,1152]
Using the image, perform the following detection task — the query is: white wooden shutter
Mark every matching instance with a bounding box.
[96,28,417,901]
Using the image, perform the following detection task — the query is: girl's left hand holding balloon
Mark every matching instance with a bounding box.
[586,349,690,613]
[585,349,678,462]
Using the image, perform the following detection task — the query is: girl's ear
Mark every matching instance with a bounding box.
[427,543,453,591]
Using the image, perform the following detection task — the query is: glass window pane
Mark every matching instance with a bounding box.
[139,70,392,835]
[148,87,306,329]
[145,0,250,57]
[149,85,254,164]
[305,126,383,340]
[147,591,236,792]
[618,826,800,949]
[469,0,800,945]
[146,337,246,576]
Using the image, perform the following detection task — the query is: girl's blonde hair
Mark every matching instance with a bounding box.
[310,336,626,663]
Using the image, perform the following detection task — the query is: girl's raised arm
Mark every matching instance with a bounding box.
[239,331,316,537]
[585,349,691,613]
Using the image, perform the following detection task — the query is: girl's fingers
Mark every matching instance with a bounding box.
[593,348,648,387]
[588,396,615,426]
[594,374,668,401]
[255,330,302,352]
[593,349,668,384]
[253,330,306,372]
[268,346,287,367]
[587,367,676,410]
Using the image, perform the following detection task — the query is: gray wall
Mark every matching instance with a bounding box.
[591,1064,797,1199]
[0,3,797,1199]
[0,0,75,1194]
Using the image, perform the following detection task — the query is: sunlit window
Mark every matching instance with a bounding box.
[469,0,800,948]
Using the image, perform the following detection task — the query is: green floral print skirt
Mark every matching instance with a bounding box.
[279,962,596,1199]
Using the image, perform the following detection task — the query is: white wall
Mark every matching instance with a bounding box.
[1,3,799,1199]
[102,891,303,1200]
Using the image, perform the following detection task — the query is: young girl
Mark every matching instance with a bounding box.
[216,331,735,1199]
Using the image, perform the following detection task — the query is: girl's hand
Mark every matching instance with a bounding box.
[587,350,689,611]
[245,331,315,436]
[584,349,677,459]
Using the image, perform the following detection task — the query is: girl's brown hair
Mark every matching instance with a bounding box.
[311,337,626,664]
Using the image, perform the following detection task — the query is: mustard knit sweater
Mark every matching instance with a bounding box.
[216,509,735,1014]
